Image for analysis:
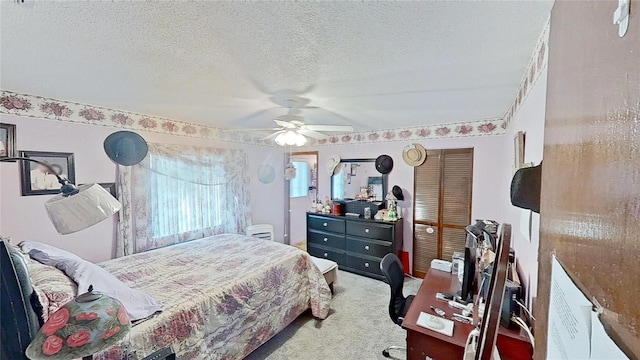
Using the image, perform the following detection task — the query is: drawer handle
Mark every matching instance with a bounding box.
[323,237,328,242]
[365,228,370,233]
[323,222,328,227]
[364,245,370,251]
[323,253,328,257]
[364,262,370,268]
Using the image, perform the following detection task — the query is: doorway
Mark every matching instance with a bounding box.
[285,151,318,251]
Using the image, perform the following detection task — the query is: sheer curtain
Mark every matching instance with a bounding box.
[116,143,251,257]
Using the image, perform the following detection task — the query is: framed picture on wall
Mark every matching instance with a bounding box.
[80,182,117,198]
[19,151,76,196]
[0,123,16,159]
[514,131,526,171]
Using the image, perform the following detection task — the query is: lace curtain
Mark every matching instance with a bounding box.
[116,143,251,257]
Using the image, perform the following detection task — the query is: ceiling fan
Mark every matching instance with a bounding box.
[231,98,355,146]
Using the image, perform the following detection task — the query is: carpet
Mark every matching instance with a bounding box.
[245,270,422,360]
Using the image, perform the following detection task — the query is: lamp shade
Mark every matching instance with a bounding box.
[45,184,122,235]
[26,291,131,360]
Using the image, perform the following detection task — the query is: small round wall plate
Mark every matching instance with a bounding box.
[257,164,275,184]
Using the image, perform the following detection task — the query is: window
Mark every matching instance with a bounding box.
[149,154,226,239]
[116,143,250,256]
[289,161,309,198]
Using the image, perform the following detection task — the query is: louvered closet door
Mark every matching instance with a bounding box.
[413,148,473,278]
[413,150,441,277]
[440,150,473,261]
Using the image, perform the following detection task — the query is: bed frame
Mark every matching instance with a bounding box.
[0,241,178,360]
[1,240,39,360]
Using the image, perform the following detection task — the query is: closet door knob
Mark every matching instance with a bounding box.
[323,237,328,242]
[364,245,370,251]
[365,228,370,233]
[323,253,328,257]
[323,222,328,227]
[364,262,370,268]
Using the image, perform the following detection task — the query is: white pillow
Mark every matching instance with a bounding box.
[20,241,162,321]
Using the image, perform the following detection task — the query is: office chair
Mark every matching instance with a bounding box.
[246,224,274,241]
[380,253,415,358]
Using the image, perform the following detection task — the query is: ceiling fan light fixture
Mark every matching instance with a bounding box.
[295,133,307,146]
[284,130,299,146]
[274,130,307,147]
[274,132,287,146]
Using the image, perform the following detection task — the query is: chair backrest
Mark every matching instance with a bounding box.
[246,224,275,241]
[380,253,407,325]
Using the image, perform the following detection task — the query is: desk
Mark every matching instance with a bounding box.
[402,269,532,360]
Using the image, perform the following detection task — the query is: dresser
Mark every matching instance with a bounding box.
[306,212,403,280]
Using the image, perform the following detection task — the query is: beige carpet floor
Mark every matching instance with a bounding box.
[245,270,422,360]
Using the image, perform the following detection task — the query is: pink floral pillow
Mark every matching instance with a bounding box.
[24,256,77,322]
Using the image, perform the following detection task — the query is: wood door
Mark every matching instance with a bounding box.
[535,1,640,358]
[413,148,473,277]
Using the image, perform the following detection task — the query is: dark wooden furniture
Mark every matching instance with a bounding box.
[402,269,531,360]
[306,212,403,280]
[1,240,40,360]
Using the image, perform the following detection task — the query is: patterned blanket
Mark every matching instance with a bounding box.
[94,234,332,359]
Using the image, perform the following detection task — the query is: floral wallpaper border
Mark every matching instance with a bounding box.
[306,118,506,146]
[0,90,274,146]
[1,20,548,148]
[0,90,506,147]
[502,19,550,128]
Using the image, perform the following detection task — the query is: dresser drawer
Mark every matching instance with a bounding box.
[346,221,393,240]
[308,215,345,234]
[308,244,346,266]
[308,230,346,250]
[346,237,393,258]
[346,254,383,277]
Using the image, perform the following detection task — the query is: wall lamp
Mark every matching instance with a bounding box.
[0,157,121,235]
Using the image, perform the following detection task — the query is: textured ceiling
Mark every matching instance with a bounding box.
[0,1,553,132]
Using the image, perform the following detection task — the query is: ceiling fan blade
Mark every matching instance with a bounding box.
[261,130,286,141]
[298,129,329,140]
[303,125,354,132]
[223,127,281,132]
[234,108,281,127]
[274,119,297,129]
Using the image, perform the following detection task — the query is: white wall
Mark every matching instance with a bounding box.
[497,68,548,306]
[0,116,285,262]
[304,135,505,272]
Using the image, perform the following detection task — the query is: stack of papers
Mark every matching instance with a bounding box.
[416,312,454,337]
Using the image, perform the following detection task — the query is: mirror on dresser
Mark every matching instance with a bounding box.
[331,158,388,202]
[330,158,387,217]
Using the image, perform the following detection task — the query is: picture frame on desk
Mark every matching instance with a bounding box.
[476,224,512,360]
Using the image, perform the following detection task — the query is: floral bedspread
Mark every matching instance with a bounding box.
[94,234,332,360]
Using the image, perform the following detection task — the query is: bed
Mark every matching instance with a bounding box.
[1,234,332,360]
